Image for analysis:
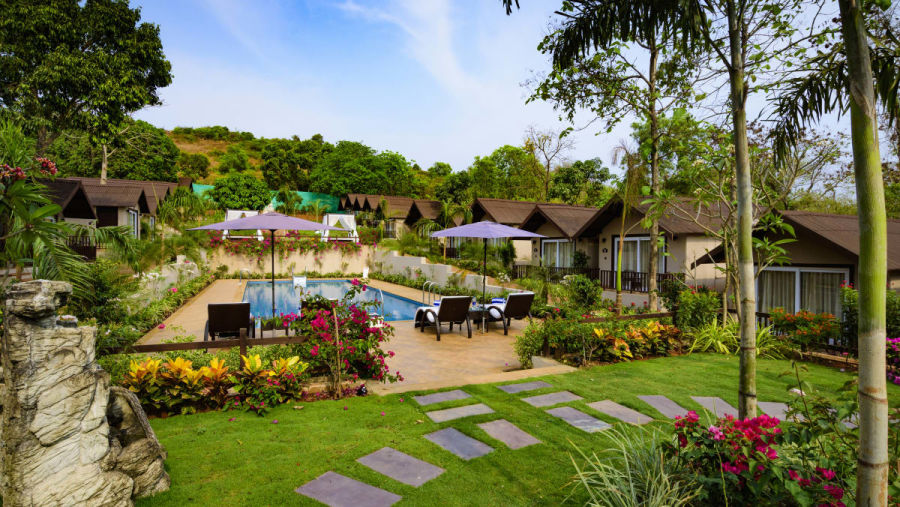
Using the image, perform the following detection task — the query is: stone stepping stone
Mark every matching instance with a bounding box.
[413,389,470,406]
[587,400,654,425]
[356,447,444,487]
[637,395,688,420]
[424,428,493,460]
[758,401,790,421]
[477,419,541,449]
[295,471,401,507]
[425,403,494,423]
[691,396,738,418]
[496,380,552,394]
[546,406,611,433]
[522,391,582,407]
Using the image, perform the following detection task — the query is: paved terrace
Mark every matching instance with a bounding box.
[137,278,573,394]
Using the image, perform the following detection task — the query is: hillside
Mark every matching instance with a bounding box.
[166,127,266,185]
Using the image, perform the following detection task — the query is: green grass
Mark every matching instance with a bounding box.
[139,355,900,506]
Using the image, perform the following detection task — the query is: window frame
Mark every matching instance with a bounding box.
[612,235,667,273]
[756,266,850,315]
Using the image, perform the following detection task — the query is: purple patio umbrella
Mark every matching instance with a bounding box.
[189,212,345,318]
[431,221,545,331]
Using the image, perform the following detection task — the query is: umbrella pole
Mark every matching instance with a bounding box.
[482,238,487,333]
[271,229,276,319]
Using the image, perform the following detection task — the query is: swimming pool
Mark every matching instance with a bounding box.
[242,280,422,321]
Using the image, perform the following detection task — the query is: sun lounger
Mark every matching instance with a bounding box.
[485,292,534,335]
[414,295,473,341]
[204,302,256,341]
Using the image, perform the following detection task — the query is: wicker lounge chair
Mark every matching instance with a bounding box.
[414,295,473,341]
[204,302,256,341]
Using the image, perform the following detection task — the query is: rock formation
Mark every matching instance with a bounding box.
[1,280,169,506]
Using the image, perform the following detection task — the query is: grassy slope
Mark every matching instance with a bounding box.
[140,355,900,506]
[167,133,265,185]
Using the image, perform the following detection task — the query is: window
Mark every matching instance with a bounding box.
[542,239,573,268]
[127,209,140,238]
[757,267,848,317]
[613,236,665,273]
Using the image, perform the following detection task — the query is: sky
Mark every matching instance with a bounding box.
[132,0,633,172]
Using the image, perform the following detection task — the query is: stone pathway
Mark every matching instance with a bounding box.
[496,380,552,394]
[691,396,738,418]
[425,403,494,423]
[637,395,688,419]
[477,419,541,449]
[521,391,583,407]
[296,471,402,507]
[425,428,494,460]
[546,406,611,433]
[357,447,445,487]
[413,389,471,406]
[587,400,653,425]
[758,401,790,420]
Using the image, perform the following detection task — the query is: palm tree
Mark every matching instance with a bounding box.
[611,145,646,314]
[303,199,328,222]
[772,2,895,501]
[414,201,470,259]
[274,188,304,216]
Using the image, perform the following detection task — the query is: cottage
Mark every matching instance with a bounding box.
[694,210,900,317]
[75,180,151,238]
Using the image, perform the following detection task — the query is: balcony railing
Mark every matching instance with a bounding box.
[512,265,683,293]
[66,236,98,261]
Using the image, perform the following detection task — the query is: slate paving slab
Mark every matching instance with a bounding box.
[546,406,611,433]
[496,381,552,394]
[521,391,582,407]
[691,396,738,418]
[424,428,494,460]
[758,401,790,421]
[477,419,541,449]
[637,395,688,419]
[413,389,471,406]
[425,403,494,423]
[295,471,402,507]
[356,447,444,487]
[587,400,654,425]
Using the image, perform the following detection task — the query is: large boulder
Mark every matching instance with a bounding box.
[1,280,169,506]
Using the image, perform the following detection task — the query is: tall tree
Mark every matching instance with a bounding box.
[504,0,799,418]
[523,126,575,199]
[772,0,897,501]
[0,0,172,155]
[528,1,703,311]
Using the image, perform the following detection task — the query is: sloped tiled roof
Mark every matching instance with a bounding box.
[381,196,415,218]
[78,181,150,213]
[39,179,96,220]
[520,203,599,238]
[781,210,900,272]
[66,177,175,215]
[578,197,729,237]
[471,198,538,225]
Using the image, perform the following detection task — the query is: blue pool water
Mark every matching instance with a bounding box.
[242,280,422,321]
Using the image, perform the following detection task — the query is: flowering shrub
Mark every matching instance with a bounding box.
[289,280,401,394]
[206,230,365,263]
[887,337,900,386]
[671,411,848,506]
[514,314,681,367]
[840,283,900,351]
[770,308,839,351]
[122,354,308,416]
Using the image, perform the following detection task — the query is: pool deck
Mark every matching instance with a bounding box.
[137,278,574,394]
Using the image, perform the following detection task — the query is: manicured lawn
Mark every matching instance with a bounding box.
[139,355,900,506]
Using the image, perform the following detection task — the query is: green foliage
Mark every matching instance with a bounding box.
[217,145,250,173]
[0,0,172,152]
[177,152,210,180]
[65,259,138,324]
[208,172,270,210]
[549,158,614,206]
[839,284,900,349]
[558,275,602,313]
[434,170,472,204]
[49,119,179,181]
[260,136,331,191]
[770,308,840,352]
[427,161,452,177]
[308,141,417,196]
[675,287,720,330]
[570,426,699,507]
[687,320,739,354]
[97,272,217,353]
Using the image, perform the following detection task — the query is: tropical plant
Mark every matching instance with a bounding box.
[569,426,700,507]
[274,188,304,215]
[688,320,739,355]
[414,200,470,259]
[208,172,270,210]
[302,199,328,221]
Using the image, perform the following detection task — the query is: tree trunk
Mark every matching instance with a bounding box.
[727,0,757,420]
[839,1,889,503]
[101,144,109,184]
[648,42,660,311]
[616,212,626,315]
